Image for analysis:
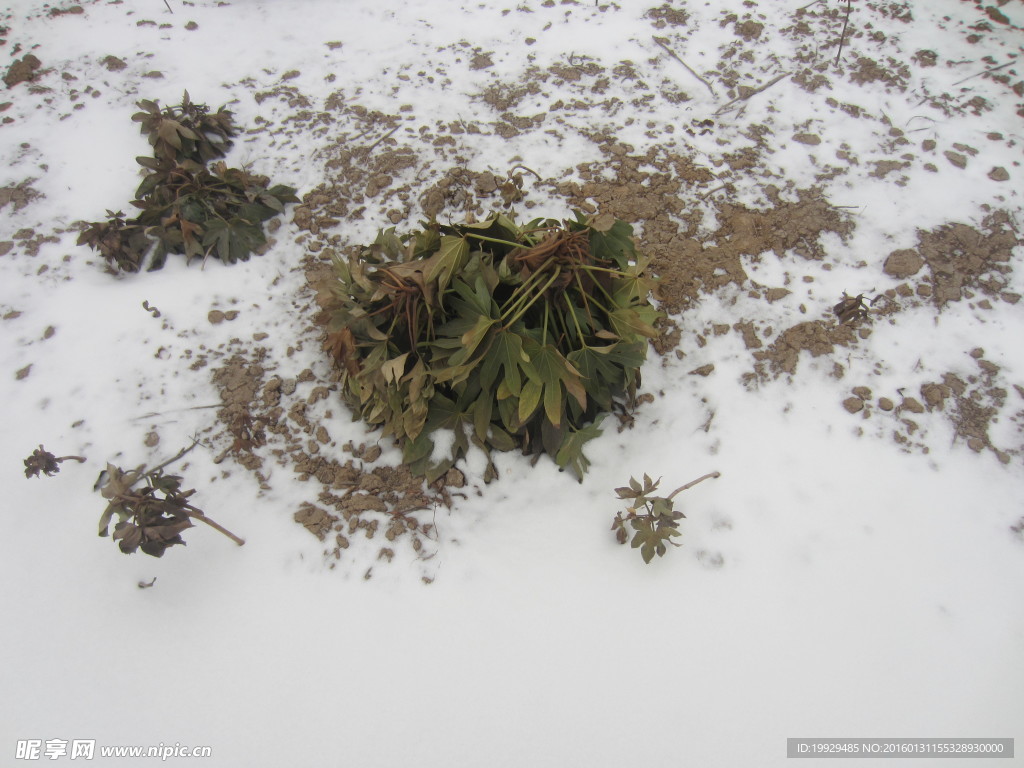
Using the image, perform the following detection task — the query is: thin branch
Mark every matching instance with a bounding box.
[361,125,399,155]
[834,0,853,67]
[666,471,721,501]
[713,73,790,116]
[952,60,1014,86]
[653,36,716,98]
[509,164,543,182]
[163,0,173,13]
[796,0,823,10]
[147,439,200,477]
[699,184,729,200]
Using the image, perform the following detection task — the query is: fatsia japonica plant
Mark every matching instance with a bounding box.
[78,92,298,273]
[320,210,662,483]
[96,442,245,558]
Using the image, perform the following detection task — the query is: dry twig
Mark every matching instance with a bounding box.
[952,60,1014,86]
[834,0,853,67]
[713,73,790,116]
[653,36,716,98]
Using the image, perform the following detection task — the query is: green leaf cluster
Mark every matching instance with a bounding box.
[78,92,298,273]
[611,471,720,564]
[322,211,662,482]
[131,90,236,165]
[611,474,684,564]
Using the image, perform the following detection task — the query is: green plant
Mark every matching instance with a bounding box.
[132,90,237,165]
[23,445,85,478]
[321,210,661,482]
[611,471,720,563]
[78,93,298,273]
[96,443,245,557]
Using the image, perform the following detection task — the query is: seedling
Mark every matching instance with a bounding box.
[96,442,244,557]
[23,445,85,478]
[612,471,720,563]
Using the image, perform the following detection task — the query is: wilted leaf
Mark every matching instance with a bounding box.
[554,418,604,482]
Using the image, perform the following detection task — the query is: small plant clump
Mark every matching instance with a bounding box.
[78,91,298,273]
[612,471,720,563]
[321,211,662,482]
[96,442,244,557]
[23,445,85,478]
[833,291,887,325]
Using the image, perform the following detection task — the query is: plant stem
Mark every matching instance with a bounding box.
[666,471,721,501]
[573,272,598,330]
[563,292,588,347]
[147,440,199,478]
[502,268,561,329]
[499,260,554,319]
[462,232,524,250]
[56,455,87,464]
[185,507,246,546]
[577,264,631,277]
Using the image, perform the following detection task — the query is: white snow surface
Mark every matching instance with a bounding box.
[1,1,1022,766]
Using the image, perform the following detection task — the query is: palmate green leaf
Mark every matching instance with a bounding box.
[449,213,524,254]
[608,305,662,340]
[437,314,494,377]
[567,345,623,410]
[266,184,300,206]
[615,473,659,501]
[554,417,604,482]
[434,276,499,374]
[650,497,676,519]
[629,515,682,563]
[411,225,441,260]
[521,339,586,427]
[480,327,534,398]
[202,217,266,264]
[424,235,469,296]
[364,227,404,263]
[402,429,435,478]
[588,218,636,269]
[610,257,658,307]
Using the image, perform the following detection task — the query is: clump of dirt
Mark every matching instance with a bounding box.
[917,355,1013,463]
[645,3,689,28]
[849,56,910,90]
[480,77,541,113]
[842,350,1018,463]
[211,352,268,471]
[204,304,448,572]
[4,54,41,89]
[753,320,857,378]
[915,213,1019,306]
[100,55,127,72]
[0,179,42,212]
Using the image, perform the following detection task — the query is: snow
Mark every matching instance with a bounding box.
[1,0,1022,766]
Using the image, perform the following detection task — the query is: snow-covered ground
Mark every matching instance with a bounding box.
[1,1,1022,765]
